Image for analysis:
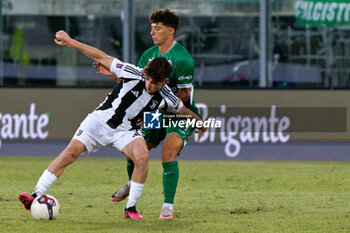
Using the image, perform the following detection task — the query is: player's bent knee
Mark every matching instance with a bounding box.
[60,151,78,164]
[161,147,178,161]
[61,145,83,162]
[134,152,149,167]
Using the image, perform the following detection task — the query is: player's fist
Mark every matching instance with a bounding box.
[54,30,72,47]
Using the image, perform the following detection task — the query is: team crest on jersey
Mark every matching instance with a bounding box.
[149,100,158,109]
[143,110,161,129]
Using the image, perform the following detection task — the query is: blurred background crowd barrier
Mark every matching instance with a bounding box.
[0,88,349,159]
[0,0,349,89]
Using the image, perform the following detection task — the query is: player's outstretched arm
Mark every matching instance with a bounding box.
[55,30,114,71]
[177,106,207,142]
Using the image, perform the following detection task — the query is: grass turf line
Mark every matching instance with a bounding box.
[1,156,350,232]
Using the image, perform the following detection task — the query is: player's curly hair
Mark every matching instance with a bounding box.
[149,8,179,31]
[144,57,173,83]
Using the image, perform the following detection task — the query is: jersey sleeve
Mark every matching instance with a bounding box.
[159,85,184,113]
[110,58,144,81]
[175,58,194,89]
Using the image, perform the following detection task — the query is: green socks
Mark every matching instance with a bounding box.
[162,161,179,204]
[126,159,134,180]
[127,159,179,204]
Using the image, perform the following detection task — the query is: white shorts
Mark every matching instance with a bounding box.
[72,115,144,153]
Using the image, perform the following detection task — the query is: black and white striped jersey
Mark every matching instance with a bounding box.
[89,58,183,131]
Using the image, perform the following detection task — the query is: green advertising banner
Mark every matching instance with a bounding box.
[211,0,276,3]
[211,0,260,3]
[295,0,350,27]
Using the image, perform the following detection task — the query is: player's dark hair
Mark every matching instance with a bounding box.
[144,57,173,83]
[149,8,179,31]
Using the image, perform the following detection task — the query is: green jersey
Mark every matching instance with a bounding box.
[138,41,198,113]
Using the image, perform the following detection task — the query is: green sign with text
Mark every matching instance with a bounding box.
[296,0,350,27]
[212,0,276,3]
[211,0,260,3]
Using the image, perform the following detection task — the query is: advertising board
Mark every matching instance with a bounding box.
[0,88,348,159]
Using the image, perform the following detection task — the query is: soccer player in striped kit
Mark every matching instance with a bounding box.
[96,9,200,219]
[18,30,206,219]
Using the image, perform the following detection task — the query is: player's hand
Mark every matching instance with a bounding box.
[54,30,72,47]
[136,118,143,126]
[196,125,207,143]
[94,62,113,76]
[93,62,121,83]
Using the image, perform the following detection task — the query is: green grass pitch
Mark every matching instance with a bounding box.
[1,156,350,232]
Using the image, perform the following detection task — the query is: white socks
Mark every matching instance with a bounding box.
[162,203,173,211]
[32,170,145,209]
[32,170,57,196]
[126,181,144,209]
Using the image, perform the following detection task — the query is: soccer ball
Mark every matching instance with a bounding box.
[30,194,60,220]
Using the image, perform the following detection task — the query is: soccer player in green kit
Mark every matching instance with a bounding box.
[95,9,200,219]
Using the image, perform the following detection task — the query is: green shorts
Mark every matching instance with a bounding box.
[142,118,195,149]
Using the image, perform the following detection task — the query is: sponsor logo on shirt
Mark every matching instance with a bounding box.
[178,76,192,81]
